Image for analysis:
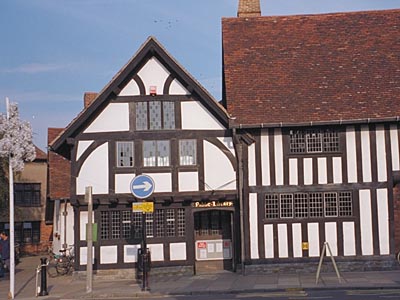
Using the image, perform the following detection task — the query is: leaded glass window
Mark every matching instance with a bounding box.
[179,139,197,165]
[149,101,162,130]
[163,102,175,129]
[280,194,293,218]
[289,129,340,154]
[136,102,148,130]
[116,142,134,167]
[135,101,175,130]
[143,140,170,167]
[265,194,279,219]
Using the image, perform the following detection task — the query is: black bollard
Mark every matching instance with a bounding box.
[39,257,48,296]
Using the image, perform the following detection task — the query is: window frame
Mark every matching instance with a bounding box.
[116,141,134,168]
[143,140,171,167]
[289,128,340,154]
[135,101,176,131]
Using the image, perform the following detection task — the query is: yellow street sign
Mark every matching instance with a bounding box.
[132,202,154,213]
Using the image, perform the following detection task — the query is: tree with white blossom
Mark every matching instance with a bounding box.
[0,101,36,172]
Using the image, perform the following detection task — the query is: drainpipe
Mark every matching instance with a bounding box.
[63,198,68,249]
[233,128,246,275]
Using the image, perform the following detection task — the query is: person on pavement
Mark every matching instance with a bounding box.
[0,231,10,278]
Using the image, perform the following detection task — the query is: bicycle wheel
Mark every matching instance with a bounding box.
[47,258,58,278]
[56,258,70,275]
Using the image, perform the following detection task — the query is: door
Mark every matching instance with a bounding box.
[194,210,233,273]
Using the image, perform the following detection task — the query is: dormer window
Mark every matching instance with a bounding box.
[136,101,175,130]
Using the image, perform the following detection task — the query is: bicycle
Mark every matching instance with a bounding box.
[47,245,74,277]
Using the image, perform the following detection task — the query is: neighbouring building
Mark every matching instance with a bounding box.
[48,0,400,274]
[0,146,52,255]
[222,0,400,271]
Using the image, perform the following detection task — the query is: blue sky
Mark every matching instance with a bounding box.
[1,0,399,150]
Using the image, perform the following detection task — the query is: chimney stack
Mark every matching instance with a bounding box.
[84,92,98,108]
[238,0,261,17]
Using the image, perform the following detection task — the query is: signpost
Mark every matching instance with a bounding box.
[130,175,155,291]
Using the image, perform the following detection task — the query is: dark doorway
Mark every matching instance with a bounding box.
[193,210,233,273]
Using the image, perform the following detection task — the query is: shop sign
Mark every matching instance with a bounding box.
[197,242,207,249]
[132,202,154,213]
[193,201,234,208]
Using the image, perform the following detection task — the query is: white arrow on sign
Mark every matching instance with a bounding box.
[132,181,153,192]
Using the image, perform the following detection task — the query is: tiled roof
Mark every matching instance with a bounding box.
[222,9,400,127]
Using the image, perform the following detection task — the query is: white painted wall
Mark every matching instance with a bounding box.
[303,158,313,185]
[278,224,288,258]
[144,173,171,193]
[317,157,327,184]
[76,143,109,195]
[119,79,140,96]
[148,244,164,261]
[169,79,189,95]
[217,137,235,156]
[377,188,390,255]
[261,131,270,186]
[203,141,236,190]
[100,245,118,264]
[79,211,94,241]
[181,101,225,130]
[249,193,259,259]
[390,124,400,171]
[361,126,372,182]
[332,157,343,184]
[376,125,387,182]
[289,158,298,185]
[308,223,320,257]
[53,202,74,254]
[80,246,95,265]
[170,243,187,260]
[178,172,199,192]
[292,223,302,258]
[325,222,338,256]
[115,173,136,194]
[343,222,356,256]
[264,224,274,258]
[137,57,170,95]
[346,126,358,183]
[248,143,256,186]
[84,103,129,133]
[359,189,373,255]
[76,140,94,161]
[124,244,140,263]
[274,129,284,186]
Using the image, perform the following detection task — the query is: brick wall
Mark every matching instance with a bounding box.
[238,0,261,17]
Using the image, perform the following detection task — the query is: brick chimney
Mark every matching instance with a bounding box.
[238,0,261,17]
[84,92,98,108]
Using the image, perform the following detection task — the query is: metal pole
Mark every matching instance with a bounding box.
[85,186,93,293]
[6,97,15,299]
[38,257,48,296]
[141,212,147,291]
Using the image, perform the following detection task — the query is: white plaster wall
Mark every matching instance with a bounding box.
[84,103,129,133]
[292,223,302,258]
[361,126,372,182]
[278,224,288,258]
[77,140,94,161]
[178,172,199,192]
[325,222,338,256]
[119,79,140,96]
[264,224,274,258]
[303,158,313,185]
[124,244,140,263]
[249,193,259,259]
[181,101,225,130]
[248,143,256,186]
[170,243,187,261]
[144,173,171,193]
[100,246,118,264]
[79,211,94,241]
[289,158,298,185]
[343,222,356,256]
[203,141,236,190]
[137,57,170,95]
[359,189,373,255]
[274,129,284,185]
[390,124,400,171]
[318,157,327,184]
[77,143,109,195]
[115,173,136,194]
[377,188,389,255]
[169,79,189,95]
[53,202,74,254]
[376,125,387,182]
[261,131,270,186]
[148,244,164,261]
[346,126,358,183]
[80,246,95,265]
[332,157,343,184]
[217,137,235,156]
[308,223,320,257]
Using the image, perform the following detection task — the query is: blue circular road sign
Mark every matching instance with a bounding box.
[130,174,155,199]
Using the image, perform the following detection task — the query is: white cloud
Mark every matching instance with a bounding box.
[0,63,76,74]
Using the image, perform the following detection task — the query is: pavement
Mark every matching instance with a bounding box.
[1,255,400,300]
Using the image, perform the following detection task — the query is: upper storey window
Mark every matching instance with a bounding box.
[289,129,340,154]
[143,140,170,167]
[116,141,134,167]
[136,101,175,130]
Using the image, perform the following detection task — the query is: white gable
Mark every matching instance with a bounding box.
[181,101,225,130]
[119,79,140,96]
[138,57,170,95]
[84,103,129,133]
[169,78,190,95]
